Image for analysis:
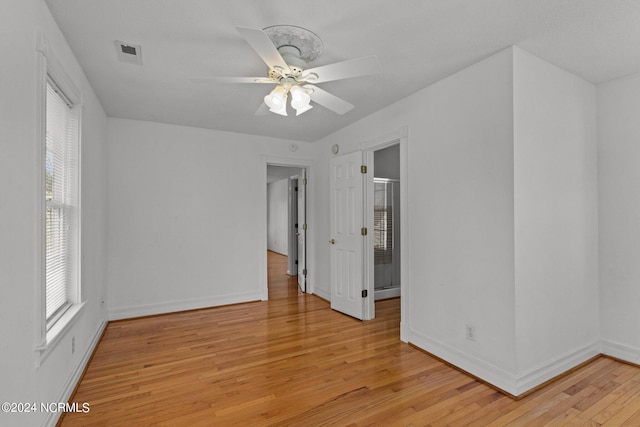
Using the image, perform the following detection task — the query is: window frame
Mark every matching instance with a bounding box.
[34,34,85,365]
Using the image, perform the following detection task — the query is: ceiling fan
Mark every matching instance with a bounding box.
[190,25,380,117]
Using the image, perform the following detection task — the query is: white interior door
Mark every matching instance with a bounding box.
[297,170,307,292]
[330,151,365,319]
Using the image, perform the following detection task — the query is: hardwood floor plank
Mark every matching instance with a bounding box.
[60,252,640,426]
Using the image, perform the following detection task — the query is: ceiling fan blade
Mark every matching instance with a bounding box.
[189,76,274,84]
[302,55,380,83]
[304,84,354,115]
[254,102,270,116]
[236,27,291,74]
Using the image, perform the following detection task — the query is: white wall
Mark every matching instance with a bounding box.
[513,48,599,388]
[598,71,640,364]
[314,48,518,389]
[107,118,311,319]
[0,1,108,426]
[267,178,289,255]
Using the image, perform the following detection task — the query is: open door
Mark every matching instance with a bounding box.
[330,151,366,319]
[297,169,307,292]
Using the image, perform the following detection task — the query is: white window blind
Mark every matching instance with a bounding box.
[374,181,393,265]
[45,77,79,328]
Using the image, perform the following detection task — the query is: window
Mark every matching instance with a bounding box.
[374,181,393,265]
[35,37,84,364]
[44,77,80,330]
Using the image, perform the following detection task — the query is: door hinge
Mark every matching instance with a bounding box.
[295,186,298,191]
[361,227,367,236]
[303,178,307,185]
[295,260,298,265]
[361,165,367,174]
[362,289,368,298]
[303,268,308,276]
[303,223,307,230]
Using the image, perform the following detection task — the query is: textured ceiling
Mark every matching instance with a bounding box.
[45,0,640,142]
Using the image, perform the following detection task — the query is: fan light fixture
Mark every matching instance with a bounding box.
[264,84,313,116]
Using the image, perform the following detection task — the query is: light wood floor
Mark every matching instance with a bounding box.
[61,252,640,426]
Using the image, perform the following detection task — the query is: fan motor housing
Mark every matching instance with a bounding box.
[263,25,323,62]
[278,45,307,74]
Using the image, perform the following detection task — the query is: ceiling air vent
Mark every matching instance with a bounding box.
[114,41,143,65]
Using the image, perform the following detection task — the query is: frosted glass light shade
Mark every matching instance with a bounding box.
[290,85,312,115]
[290,85,311,109]
[264,86,288,115]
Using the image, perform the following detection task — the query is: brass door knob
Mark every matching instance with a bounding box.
[329,239,335,245]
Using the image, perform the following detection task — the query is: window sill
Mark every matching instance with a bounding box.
[35,301,86,366]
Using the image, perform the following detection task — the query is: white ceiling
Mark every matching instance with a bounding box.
[45,0,640,142]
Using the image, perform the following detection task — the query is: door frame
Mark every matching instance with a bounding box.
[261,155,314,301]
[296,168,307,293]
[362,127,409,341]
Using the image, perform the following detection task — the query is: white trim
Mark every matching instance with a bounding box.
[364,149,374,320]
[35,41,47,351]
[259,156,268,300]
[602,339,640,365]
[107,291,262,320]
[398,128,409,342]
[408,327,517,394]
[359,125,409,152]
[361,126,409,339]
[409,326,601,396]
[41,320,107,427]
[514,341,601,395]
[374,287,401,300]
[313,286,331,302]
[37,33,82,104]
[36,302,86,367]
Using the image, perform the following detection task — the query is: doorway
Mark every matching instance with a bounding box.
[328,128,408,338]
[373,144,401,301]
[364,138,407,327]
[266,163,310,296]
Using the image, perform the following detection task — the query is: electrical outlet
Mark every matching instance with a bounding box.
[465,324,476,342]
[72,336,75,354]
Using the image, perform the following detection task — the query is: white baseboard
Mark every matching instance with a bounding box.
[400,321,408,343]
[311,286,331,302]
[43,320,107,427]
[408,328,517,394]
[602,339,640,366]
[408,328,601,396]
[374,287,400,300]
[108,291,262,320]
[513,341,601,395]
